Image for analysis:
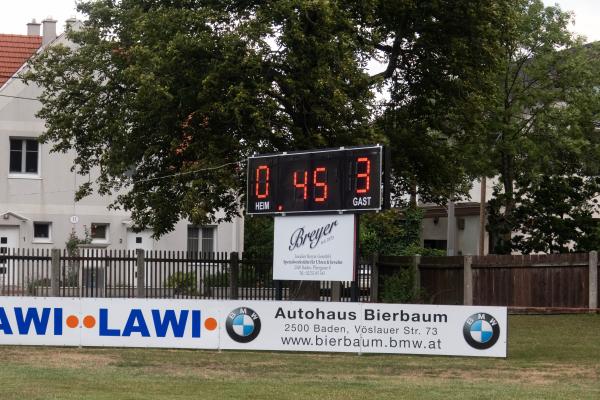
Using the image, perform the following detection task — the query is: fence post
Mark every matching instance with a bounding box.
[589,251,598,309]
[412,254,421,301]
[370,253,379,302]
[275,280,283,301]
[51,249,60,297]
[463,256,473,305]
[331,282,342,302]
[136,249,145,298]
[229,252,239,300]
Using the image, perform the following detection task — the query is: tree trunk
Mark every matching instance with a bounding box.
[499,152,515,254]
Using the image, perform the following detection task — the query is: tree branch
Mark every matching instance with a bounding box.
[369,36,402,83]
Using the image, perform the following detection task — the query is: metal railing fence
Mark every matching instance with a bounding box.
[0,248,372,302]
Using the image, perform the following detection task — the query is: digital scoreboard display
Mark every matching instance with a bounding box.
[247,145,387,215]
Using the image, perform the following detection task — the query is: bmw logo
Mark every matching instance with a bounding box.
[463,313,500,350]
[226,307,261,343]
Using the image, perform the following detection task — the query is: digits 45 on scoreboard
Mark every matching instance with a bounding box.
[246,145,390,215]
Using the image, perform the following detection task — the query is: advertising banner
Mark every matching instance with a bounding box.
[0,297,507,357]
[273,214,355,281]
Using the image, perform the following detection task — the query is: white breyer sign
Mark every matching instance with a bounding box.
[273,214,355,281]
[0,297,507,357]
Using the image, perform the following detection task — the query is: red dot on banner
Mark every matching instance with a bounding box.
[83,315,96,329]
[204,317,217,331]
[66,315,79,328]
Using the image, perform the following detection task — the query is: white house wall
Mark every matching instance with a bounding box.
[421,215,484,256]
[457,216,484,256]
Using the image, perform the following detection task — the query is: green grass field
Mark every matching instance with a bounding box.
[0,314,598,400]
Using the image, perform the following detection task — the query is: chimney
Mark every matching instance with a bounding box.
[66,17,77,31]
[27,19,41,36]
[42,17,57,45]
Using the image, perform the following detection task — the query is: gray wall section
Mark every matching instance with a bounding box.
[0,29,244,252]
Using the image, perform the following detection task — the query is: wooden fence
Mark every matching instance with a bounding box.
[372,252,599,310]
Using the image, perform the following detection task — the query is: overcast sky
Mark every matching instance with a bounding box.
[0,0,599,41]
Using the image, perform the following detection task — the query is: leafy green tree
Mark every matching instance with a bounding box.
[25,0,510,236]
[370,1,508,204]
[243,215,274,257]
[360,208,441,256]
[508,176,600,253]
[25,0,374,236]
[483,1,600,253]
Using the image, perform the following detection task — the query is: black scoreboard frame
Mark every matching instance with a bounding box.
[246,144,390,215]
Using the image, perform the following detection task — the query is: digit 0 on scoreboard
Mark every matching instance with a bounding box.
[247,145,388,215]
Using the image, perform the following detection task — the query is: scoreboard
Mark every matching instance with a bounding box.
[246,145,388,215]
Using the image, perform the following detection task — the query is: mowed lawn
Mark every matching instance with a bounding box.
[0,314,598,400]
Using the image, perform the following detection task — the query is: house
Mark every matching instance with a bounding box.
[0,19,244,254]
[420,179,491,256]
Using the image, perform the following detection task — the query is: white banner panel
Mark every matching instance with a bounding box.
[219,301,507,357]
[0,297,507,357]
[78,298,220,349]
[356,304,507,357]
[220,301,362,353]
[0,297,80,346]
[273,214,355,281]
[0,297,220,349]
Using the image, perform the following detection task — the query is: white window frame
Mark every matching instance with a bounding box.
[91,223,110,244]
[8,137,41,179]
[32,222,52,244]
[187,225,217,253]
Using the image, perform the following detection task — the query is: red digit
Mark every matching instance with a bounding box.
[255,165,269,199]
[313,167,328,202]
[356,157,370,194]
[294,170,308,200]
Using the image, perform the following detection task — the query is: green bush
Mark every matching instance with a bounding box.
[27,278,52,295]
[203,265,273,288]
[380,267,427,303]
[361,207,439,257]
[203,272,229,288]
[166,272,197,295]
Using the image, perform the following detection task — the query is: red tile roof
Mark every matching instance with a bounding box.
[0,34,42,88]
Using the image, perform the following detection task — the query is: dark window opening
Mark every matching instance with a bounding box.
[91,223,109,240]
[9,138,38,174]
[34,222,50,239]
[424,239,447,250]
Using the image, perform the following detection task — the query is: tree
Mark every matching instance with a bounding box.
[368,1,507,205]
[360,208,426,257]
[243,215,273,257]
[483,0,600,253]
[25,0,375,236]
[25,0,510,236]
[508,175,600,253]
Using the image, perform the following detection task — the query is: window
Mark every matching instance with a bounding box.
[0,237,7,267]
[424,239,447,251]
[9,138,39,174]
[187,226,215,253]
[33,222,52,242]
[91,223,109,242]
